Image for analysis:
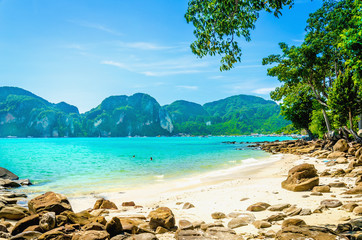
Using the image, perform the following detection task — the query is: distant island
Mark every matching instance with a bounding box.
[0,86,289,137]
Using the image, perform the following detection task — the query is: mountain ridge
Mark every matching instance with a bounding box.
[0,86,289,137]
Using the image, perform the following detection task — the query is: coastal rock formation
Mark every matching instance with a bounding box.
[148,207,175,230]
[28,191,73,214]
[0,167,19,180]
[276,225,340,240]
[281,163,319,191]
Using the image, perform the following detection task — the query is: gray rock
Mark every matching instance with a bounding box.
[125,233,158,240]
[269,203,291,211]
[299,209,312,216]
[320,199,343,208]
[39,211,56,231]
[0,167,19,180]
[0,179,21,188]
[205,227,241,240]
[175,229,210,240]
[179,220,193,230]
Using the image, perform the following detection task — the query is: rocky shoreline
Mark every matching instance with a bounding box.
[2,139,362,239]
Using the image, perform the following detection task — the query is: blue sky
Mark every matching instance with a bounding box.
[0,0,322,113]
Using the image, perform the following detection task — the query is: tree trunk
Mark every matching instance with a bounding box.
[322,109,332,132]
[359,113,362,130]
[348,108,353,131]
[306,128,313,140]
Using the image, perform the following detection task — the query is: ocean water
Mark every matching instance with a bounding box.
[0,136,292,196]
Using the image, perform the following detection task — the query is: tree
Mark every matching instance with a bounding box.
[328,72,360,130]
[185,0,293,71]
[271,84,315,138]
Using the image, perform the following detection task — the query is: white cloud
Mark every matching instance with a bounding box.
[120,42,172,50]
[252,87,275,94]
[177,85,198,90]
[101,56,211,77]
[209,75,224,79]
[70,20,122,36]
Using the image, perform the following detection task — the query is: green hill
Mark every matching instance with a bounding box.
[83,93,174,137]
[0,87,289,137]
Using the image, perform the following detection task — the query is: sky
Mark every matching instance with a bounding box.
[0,0,323,113]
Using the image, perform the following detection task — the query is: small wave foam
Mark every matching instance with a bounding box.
[241,158,258,164]
[154,175,164,179]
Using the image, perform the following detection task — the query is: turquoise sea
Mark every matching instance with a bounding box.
[0,136,291,196]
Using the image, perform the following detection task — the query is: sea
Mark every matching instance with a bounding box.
[0,136,292,197]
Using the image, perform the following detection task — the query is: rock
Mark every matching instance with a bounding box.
[312,185,330,193]
[62,210,106,226]
[110,234,131,240]
[342,203,358,212]
[310,192,323,196]
[56,215,69,226]
[0,224,8,233]
[320,199,343,208]
[39,212,56,232]
[125,233,158,240]
[28,192,73,214]
[343,186,362,194]
[192,221,205,229]
[299,209,312,216]
[283,205,302,216]
[72,230,110,240]
[155,226,168,234]
[122,201,135,207]
[281,163,319,192]
[23,225,43,232]
[0,179,21,188]
[246,202,270,212]
[327,151,346,159]
[106,217,123,237]
[281,219,306,228]
[211,212,226,219]
[0,167,19,180]
[353,206,362,215]
[37,227,72,240]
[174,229,205,240]
[269,204,291,212]
[276,225,339,240]
[94,198,118,210]
[0,205,29,220]
[182,202,194,209]
[264,213,286,222]
[200,223,224,231]
[313,205,328,213]
[329,182,347,188]
[227,218,248,229]
[11,214,40,236]
[205,227,241,240]
[10,231,42,240]
[331,169,346,177]
[336,157,348,164]
[333,139,349,152]
[148,207,175,230]
[179,220,193,230]
[14,179,32,186]
[252,220,271,229]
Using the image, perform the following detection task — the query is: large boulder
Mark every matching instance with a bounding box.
[0,167,19,180]
[61,210,106,226]
[281,164,319,192]
[333,139,349,152]
[11,214,40,235]
[28,192,73,214]
[0,205,29,220]
[148,207,175,230]
[106,217,123,237]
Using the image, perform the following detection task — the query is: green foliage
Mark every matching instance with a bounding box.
[185,0,293,71]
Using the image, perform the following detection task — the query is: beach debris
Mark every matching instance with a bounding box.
[94,198,118,210]
[211,212,226,219]
[182,202,195,209]
[246,202,270,212]
[281,163,319,192]
[28,191,73,214]
[148,207,175,230]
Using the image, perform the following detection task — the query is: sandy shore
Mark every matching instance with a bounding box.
[65,152,360,239]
